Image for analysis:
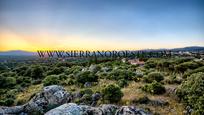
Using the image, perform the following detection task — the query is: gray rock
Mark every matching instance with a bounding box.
[101,67,111,72]
[80,105,103,115]
[24,85,72,113]
[45,103,82,115]
[45,104,118,115]
[84,82,92,87]
[91,93,101,106]
[89,65,100,73]
[116,106,151,115]
[45,103,151,115]
[99,104,119,115]
[0,85,72,114]
[73,91,83,99]
[92,93,101,101]
[0,106,24,114]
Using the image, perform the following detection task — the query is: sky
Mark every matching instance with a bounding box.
[0,0,203,51]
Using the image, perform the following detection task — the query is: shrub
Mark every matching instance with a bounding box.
[47,67,64,75]
[65,66,82,75]
[43,75,60,86]
[62,78,75,85]
[142,81,166,94]
[74,89,93,105]
[97,72,108,79]
[14,66,29,76]
[183,66,204,78]
[133,96,150,104]
[144,72,164,83]
[30,65,44,79]
[144,60,157,69]
[164,75,182,84]
[0,77,16,88]
[4,98,15,106]
[101,84,123,103]
[117,79,128,88]
[80,89,93,95]
[16,76,31,87]
[80,94,92,105]
[0,98,15,106]
[176,72,204,114]
[175,61,200,73]
[76,71,98,84]
[108,69,135,80]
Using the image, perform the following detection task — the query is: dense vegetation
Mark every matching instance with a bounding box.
[0,56,204,114]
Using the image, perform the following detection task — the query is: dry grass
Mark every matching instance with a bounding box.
[15,84,43,105]
[15,80,185,114]
[121,81,185,115]
[121,81,145,105]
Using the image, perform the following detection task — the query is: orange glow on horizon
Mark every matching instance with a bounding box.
[0,30,202,52]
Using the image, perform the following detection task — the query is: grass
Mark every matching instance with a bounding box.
[14,79,185,114]
[15,84,43,105]
[121,81,185,115]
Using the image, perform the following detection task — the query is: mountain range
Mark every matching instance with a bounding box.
[0,46,203,56]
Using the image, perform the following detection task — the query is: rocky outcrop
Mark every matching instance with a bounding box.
[115,106,149,115]
[0,85,151,115]
[99,104,118,115]
[24,85,72,114]
[45,103,151,115]
[91,93,101,106]
[0,106,24,114]
[0,85,72,114]
[45,103,82,115]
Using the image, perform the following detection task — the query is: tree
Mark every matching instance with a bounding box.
[176,72,204,114]
[43,75,60,86]
[31,65,44,79]
[144,72,164,83]
[142,81,166,94]
[101,84,123,103]
[175,61,200,73]
[76,71,98,84]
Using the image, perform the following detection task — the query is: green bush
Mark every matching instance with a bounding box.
[65,66,82,75]
[43,75,60,86]
[97,72,108,79]
[176,72,204,114]
[62,78,75,85]
[142,81,166,94]
[30,65,44,79]
[133,96,150,104]
[0,76,16,88]
[0,98,15,106]
[76,71,98,84]
[101,84,123,103]
[47,67,65,75]
[144,59,157,69]
[184,66,204,78]
[80,88,93,95]
[74,89,93,105]
[117,79,128,88]
[107,69,135,80]
[175,61,200,73]
[164,75,182,84]
[144,72,164,83]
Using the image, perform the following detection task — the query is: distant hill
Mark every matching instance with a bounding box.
[0,50,36,56]
[170,46,204,52]
[0,46,203,56]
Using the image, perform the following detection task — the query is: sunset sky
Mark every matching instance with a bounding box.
[0,0,203,51]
